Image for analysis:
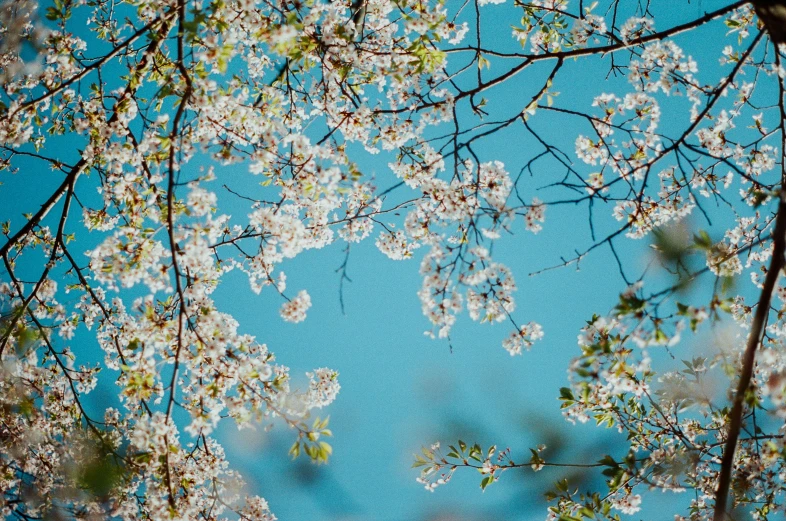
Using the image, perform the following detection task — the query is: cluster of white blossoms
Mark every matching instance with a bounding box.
[629,40,698,95]
[279,290,312,323]
[306,368,341,409]
[571,13,607,47]
[610,493,643,515]
[523,197,546,234]
[619,16,655,43]
[418,245,464,339]
[577,91,662,181]
[613,168,696,239]
[513,0,617,54]
[463,252,517,324]
[376,230,421,260]
[501,322,545,356]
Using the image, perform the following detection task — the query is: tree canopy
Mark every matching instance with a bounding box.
[2,0,786,520]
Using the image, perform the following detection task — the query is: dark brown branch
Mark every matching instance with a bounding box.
[753,0,786,45]
[712,202,786,520]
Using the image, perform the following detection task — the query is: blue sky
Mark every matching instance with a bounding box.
[1,1,763,519]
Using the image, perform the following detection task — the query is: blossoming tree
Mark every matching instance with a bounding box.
[1,0,786,519]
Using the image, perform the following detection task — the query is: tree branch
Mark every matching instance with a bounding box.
[712,194,786,521]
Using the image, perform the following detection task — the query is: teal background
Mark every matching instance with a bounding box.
[1,1,769,519]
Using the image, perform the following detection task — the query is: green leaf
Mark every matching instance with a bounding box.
[289,441,301,459]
